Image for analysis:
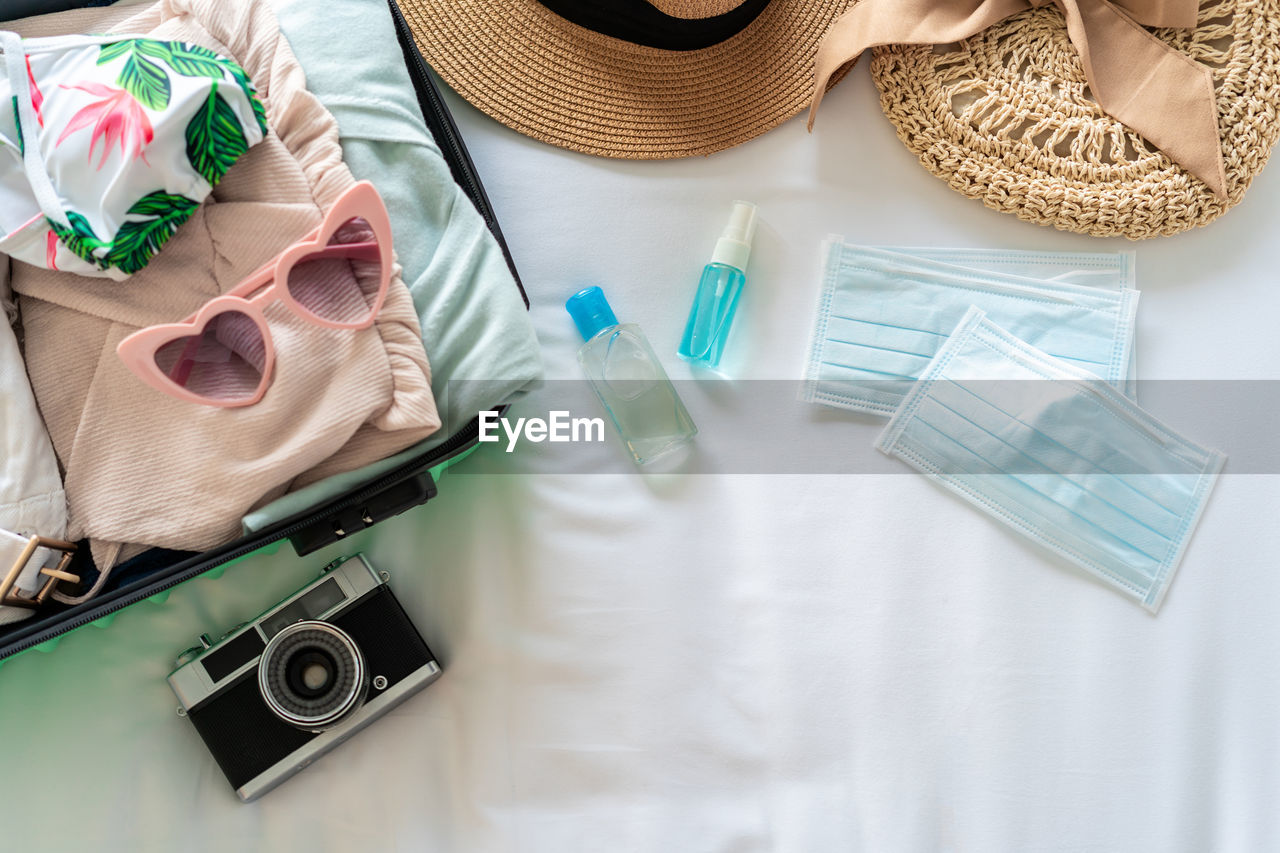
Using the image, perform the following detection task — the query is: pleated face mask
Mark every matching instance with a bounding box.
[876,307,1225,612]
[882,245,1136,291]
[0,31,268,279]
[802,243,1139,416]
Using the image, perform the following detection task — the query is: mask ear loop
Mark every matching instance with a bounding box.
[1,32,73,233]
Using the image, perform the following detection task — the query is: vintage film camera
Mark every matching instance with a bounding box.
[168,553,442,801]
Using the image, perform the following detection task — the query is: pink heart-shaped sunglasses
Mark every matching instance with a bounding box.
[117,181,392,407]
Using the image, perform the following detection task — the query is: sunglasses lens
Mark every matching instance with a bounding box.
[286,217,383,324]
[153,310,266,403]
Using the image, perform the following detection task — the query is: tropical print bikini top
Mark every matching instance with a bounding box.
[0,31,267,280]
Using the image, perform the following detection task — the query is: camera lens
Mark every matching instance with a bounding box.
[258,621,368,731]
[287,650,337,697]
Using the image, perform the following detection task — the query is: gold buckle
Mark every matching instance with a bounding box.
[0,536,80,609]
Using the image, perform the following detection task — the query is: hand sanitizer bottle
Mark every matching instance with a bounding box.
[677,201,758,369]
[566,286,697,465]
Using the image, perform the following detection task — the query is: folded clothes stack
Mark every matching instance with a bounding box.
[0,0,541,627]
[11,0,439,577]
[804,243,1224,611]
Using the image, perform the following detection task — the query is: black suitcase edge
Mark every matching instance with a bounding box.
[0,1,526,660]
[389,0,529,309]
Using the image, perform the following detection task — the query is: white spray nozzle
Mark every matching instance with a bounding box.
[724,201,757,243]
[711,200,757,272]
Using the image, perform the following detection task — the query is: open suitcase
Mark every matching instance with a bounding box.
[0,0,530,662]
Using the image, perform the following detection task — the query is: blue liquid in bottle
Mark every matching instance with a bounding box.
[678,201,757,369]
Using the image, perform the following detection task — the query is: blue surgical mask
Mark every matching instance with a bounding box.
[803,242,1139,416]
[882,246,1135,290]
[875,307,1224,611]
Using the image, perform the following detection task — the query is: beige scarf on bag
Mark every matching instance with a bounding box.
[10,0,440,570]
[807,0,1228,199]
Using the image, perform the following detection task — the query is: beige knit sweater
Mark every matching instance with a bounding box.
[11,0,440,567]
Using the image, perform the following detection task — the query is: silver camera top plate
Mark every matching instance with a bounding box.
[168,554,383,711]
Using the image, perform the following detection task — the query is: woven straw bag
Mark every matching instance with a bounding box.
[869,0,1280,239]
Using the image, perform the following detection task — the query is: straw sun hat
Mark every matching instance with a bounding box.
[399,0,857,158]
[401,0,1280,239]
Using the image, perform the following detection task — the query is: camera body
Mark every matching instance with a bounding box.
[168,553,441,801]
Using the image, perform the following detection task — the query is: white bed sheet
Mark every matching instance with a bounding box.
[1,64,1278,852]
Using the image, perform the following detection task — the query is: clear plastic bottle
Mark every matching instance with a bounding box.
[678,201,757,369]
[566,286,696,465]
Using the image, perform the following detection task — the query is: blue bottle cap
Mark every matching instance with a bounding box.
[565,286,619,341]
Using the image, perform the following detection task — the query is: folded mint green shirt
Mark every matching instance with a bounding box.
[243,0,542,532]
